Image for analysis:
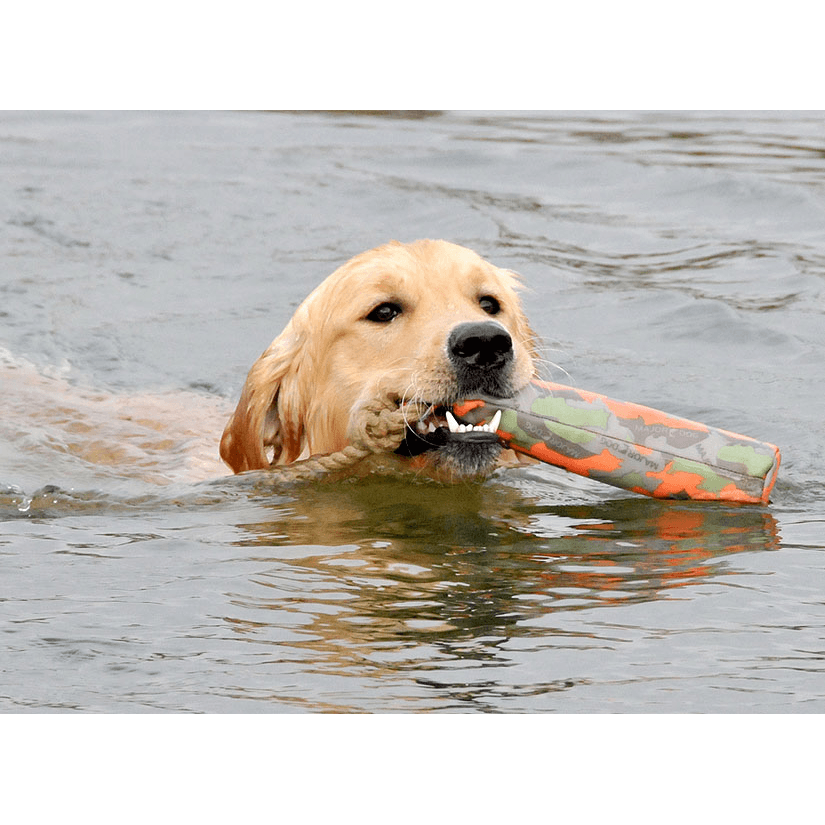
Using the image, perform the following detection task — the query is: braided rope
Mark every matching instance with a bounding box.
[261,397,427,484]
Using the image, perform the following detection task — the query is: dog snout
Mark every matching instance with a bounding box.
[448,322,513,370]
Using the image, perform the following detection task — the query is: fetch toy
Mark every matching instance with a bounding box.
[453,379,780,504]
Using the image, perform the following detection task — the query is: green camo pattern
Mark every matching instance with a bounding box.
[458,381,781,503]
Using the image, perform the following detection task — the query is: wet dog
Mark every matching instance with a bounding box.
[220,239,539,480]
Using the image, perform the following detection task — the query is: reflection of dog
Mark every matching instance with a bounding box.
[221,240,539,480]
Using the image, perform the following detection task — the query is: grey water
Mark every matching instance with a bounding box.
[1,110,824,712]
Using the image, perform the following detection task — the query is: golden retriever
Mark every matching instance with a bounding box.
[220,239,539,481]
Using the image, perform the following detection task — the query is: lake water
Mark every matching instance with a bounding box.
[2,110,824,713]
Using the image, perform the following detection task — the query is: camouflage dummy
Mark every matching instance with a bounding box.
[454,379,781,504]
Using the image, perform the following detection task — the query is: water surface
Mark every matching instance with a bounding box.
[2,111,824,712]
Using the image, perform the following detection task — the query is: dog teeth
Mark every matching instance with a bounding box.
[444,409,502,434]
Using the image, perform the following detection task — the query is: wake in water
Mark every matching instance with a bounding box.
[0,347,233,509]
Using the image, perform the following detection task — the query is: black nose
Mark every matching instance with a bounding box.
[448,322,513,370]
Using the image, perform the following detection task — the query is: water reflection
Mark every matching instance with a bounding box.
[222,476,781,698]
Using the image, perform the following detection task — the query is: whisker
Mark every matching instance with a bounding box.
[525,335,575,383]
[399,374,436,429]
[532,357,573,384]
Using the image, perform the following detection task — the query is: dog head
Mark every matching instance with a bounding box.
[220,239,538,479]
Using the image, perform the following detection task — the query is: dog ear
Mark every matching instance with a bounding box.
[220,324,307,473]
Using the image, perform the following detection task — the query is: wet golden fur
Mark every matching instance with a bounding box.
[220,239,538,478]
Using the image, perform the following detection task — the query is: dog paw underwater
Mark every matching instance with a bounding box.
[220,239,541,484]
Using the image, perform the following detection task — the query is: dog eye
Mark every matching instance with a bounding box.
[479,295,501,315]
[366,302,402,323]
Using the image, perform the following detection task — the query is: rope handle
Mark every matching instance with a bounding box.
[258,397,427,484]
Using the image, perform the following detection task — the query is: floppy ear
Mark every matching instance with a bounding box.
[220,324,308,473]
